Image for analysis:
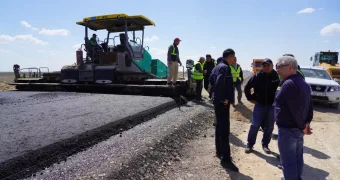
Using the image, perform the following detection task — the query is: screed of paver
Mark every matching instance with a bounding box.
[0,91,174,163]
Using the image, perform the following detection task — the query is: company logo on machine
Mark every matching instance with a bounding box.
[316,86,321,91]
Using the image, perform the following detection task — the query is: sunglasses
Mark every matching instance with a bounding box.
[276,64,289,69]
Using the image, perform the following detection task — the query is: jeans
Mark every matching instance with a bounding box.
[214,103,231,161]
[234,83,242,102]
[247,104,274,147]
[278,127,304,180]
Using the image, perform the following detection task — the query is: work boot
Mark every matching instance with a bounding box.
[245,145,253,154]
[262,146,271,154]
[221,160,239,172]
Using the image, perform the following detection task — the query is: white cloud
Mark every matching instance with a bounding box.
[184,55,201,60]
[20,20,69,36]
[0,49,9,53]
[320,23,340,36]
[37,49,61,56]
[39,28,69,36]
[149,48,167,55]
[144,36,159,42]
[297,8,315,14]
[20,21,39,31]
[0,34,47,45]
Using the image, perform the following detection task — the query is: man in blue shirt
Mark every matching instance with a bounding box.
[209,49,238,172]
[274,56,313,180]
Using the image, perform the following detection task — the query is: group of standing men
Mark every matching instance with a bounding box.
[209,50,313,180]
[166,38,314,179]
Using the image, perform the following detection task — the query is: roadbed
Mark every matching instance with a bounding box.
[0,91,176,179]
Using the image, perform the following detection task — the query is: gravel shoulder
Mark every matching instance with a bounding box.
[161,93,340,180]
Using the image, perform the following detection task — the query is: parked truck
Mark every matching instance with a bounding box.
[310,50,340,83]
[251,58,264,73]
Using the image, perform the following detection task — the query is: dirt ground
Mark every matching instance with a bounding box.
[163,90,340,180]
[0,72,15,91]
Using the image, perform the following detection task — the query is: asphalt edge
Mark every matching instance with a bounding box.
[107,104,214,180]
[0,98,179,180]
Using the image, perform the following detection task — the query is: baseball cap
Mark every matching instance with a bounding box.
[174,38,181,41]
[262,58,273,65]
[222,48,235,58]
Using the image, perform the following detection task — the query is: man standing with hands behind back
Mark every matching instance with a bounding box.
[209,48,239,172]
[167,38,182,86]
[274,55,313,180]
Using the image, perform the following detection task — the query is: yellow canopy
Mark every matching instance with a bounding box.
[76,13,155,32]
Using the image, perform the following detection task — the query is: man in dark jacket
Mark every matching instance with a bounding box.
[203,54,216,99]
[209,49,238,172]
[244,58,280,154]
[274,55,313,180]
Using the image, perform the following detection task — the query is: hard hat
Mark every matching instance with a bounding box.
[174,38,181,41]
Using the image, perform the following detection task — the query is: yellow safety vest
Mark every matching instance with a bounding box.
[297,69,305,79]
[169,45,177,55]
[192,62,204,80]
[90,37,96,46]
[230,65,242,82]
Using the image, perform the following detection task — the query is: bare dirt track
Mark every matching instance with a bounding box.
[0,72,15,91]
[158,93,340,180]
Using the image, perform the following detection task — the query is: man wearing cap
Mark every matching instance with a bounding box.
[203,54,216,99]
[167,38,183,86]
[244,58,280,154]
[192,57,205,102]
[209,49,239,172]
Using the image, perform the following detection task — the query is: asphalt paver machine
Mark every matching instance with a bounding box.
[10,13,197,97]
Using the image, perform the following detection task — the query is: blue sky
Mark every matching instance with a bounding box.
[1,0,340,72]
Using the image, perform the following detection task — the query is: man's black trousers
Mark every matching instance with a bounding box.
[204,74,210,90]
[214,103,231,162]
[196,80,203,100]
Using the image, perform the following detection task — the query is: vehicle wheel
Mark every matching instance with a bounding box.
[329,103,339,109]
